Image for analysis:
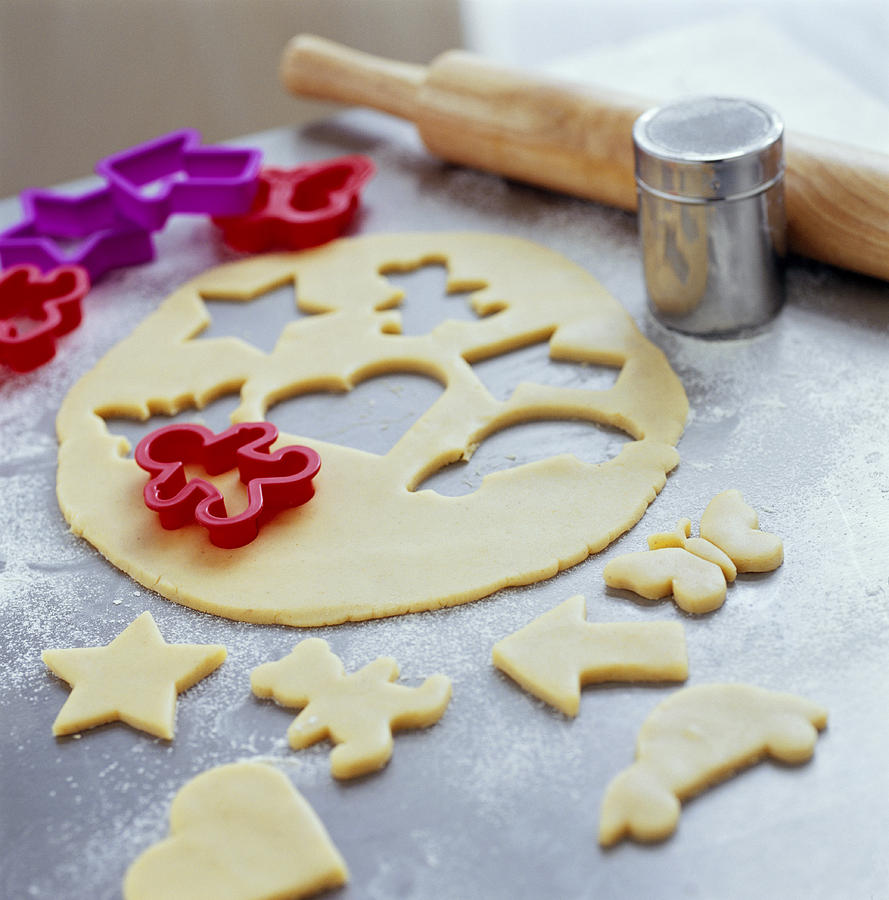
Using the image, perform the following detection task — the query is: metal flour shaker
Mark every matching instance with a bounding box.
[633,96,787,336]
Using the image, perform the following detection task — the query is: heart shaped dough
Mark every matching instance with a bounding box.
[123,762,348,900]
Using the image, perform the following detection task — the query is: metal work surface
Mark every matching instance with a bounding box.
[2,111,888,899]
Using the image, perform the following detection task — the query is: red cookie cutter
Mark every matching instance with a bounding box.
[212,155,375,253]
[134,422,321,549]
[0,264,91,372]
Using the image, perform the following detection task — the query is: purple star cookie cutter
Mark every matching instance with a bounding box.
[95,129,262,232]
[0,184,155,283]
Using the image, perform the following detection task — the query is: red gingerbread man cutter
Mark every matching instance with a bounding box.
[134,422,321,549]
[0,264,90,373]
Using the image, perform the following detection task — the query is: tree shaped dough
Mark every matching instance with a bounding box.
[492,594,688,716]
[251,638,452,779]
[598,683,827,846]
[124,761,348,900]
[42,611,226,739]
[603,548,728,614]
[700,489,784,572]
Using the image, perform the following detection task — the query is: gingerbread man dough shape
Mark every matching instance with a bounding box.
[251,638,452,779]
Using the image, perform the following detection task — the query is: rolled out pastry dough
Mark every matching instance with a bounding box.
[56,233,687,625]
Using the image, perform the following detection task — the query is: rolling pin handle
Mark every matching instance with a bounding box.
[279,35,425,122]
[280,34,889,282]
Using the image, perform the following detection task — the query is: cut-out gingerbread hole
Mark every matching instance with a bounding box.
[378,262,491,336]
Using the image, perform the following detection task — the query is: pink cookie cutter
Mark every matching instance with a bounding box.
[0,264,91,372]
[96,129,263,232]
[0,185,154,282]
[212,155,375,252]
[134,422,321,549]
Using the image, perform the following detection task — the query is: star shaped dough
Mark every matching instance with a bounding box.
[42,611,226,739]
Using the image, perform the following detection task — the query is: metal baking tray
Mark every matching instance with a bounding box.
[2,110,887,899]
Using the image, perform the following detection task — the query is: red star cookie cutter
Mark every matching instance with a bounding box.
[212,155,375,253]
[134,422,321,549]
[0,264,91,372]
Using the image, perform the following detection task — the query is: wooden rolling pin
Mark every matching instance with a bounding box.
[281,35,889,283]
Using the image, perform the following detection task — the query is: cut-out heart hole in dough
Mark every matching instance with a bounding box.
[377,261,493,336]
[123,761,348,900]
[267,372,444,456]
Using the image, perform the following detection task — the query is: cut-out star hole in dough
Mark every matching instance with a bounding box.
[491,594,688,716]
[56,233,688,625]
[42,611,226,739]
[196,279,319,354]
[598,683,827,846]
[251,638,452,779]
[123,761,348,900]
